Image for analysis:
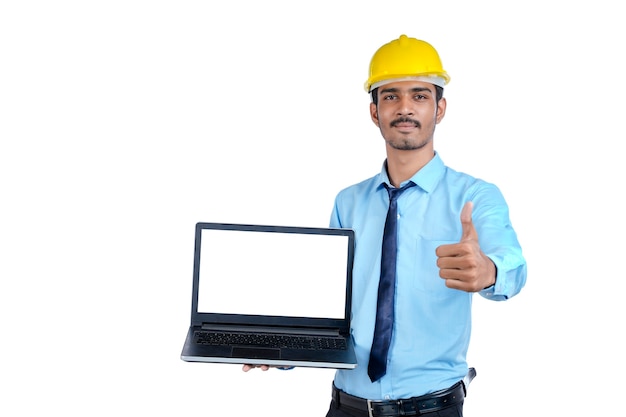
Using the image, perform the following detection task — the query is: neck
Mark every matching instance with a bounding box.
[385,146,435,188]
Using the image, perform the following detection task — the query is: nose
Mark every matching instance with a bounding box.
[397,95,414,116]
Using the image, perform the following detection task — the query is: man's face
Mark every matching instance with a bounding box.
[370,80,446,151]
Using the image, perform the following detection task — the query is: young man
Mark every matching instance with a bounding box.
[246,35,527,417]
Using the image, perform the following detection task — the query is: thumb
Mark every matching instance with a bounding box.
[460,201,478,241]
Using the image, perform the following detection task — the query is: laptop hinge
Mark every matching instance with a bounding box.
[201,324,341,337]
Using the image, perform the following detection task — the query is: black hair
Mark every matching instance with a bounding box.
[370,85,444,105]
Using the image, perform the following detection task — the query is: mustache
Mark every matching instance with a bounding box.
[390,117,421,128]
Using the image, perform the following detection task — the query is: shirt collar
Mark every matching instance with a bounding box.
[378,152,445,193]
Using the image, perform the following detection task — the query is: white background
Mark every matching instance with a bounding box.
[1,1,624,415]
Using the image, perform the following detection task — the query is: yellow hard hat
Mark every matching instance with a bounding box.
[364,34,450,92]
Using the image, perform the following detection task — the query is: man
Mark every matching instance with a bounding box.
[246,35,527,417]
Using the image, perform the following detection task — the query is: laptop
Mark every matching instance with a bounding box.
[180,222,357,369]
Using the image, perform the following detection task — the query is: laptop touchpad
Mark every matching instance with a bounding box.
[232,347,280,359]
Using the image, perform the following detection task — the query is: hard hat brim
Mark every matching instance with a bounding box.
[367,75,449,92]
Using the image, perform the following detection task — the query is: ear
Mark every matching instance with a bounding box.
[370,102,380,127]
[435,97,447,124]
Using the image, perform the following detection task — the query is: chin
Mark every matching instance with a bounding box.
[388,140,426,151]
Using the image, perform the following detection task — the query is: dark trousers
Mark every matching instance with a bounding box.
[325,399,464,417]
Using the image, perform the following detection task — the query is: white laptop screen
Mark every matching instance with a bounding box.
[197,228,349,319]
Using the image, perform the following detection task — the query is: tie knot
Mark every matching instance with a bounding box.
[385,181,415,201]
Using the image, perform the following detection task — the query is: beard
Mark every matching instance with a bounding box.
[388,137,431,150]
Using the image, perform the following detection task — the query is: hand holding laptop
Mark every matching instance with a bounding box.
[242,364,270,372]
[242,364,294,372]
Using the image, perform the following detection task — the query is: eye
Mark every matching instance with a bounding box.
[382,93,397,100]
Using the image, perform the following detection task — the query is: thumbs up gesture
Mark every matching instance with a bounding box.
[435,201,497,292]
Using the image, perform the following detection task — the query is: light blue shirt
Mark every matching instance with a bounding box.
[329,152,527,400]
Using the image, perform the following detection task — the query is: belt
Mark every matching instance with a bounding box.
[332,368,475,417]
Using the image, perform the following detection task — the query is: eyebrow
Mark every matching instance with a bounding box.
[380,86,432,95]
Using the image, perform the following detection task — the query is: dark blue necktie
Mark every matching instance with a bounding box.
[368,181,415,382]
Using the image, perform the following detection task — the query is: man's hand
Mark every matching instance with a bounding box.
[242,364,271,372]
[435,201,496,292]
[242,364,293,372]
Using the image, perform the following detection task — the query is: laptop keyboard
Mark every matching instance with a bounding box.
[194,330,347,351]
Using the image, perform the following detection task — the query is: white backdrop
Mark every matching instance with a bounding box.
[1,1,624,415]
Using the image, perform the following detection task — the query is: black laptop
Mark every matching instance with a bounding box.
[180,222,357,369]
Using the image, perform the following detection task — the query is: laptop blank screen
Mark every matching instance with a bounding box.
[197,228,350,319]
